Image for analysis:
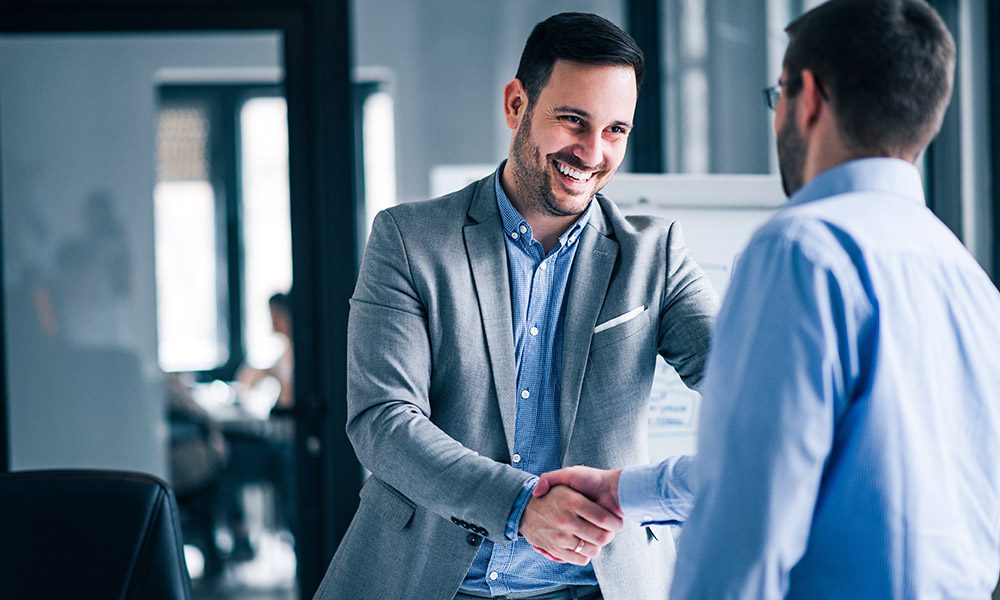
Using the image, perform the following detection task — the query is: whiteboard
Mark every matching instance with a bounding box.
[603,173,783,297]
[603,174,783,460]
[430,166,785,460]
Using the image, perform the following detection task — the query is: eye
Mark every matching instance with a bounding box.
[560,115,584,126]
[605,125,630,140]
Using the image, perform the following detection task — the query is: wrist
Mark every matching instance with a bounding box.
[509,477,538,540]
[609,468,622,513]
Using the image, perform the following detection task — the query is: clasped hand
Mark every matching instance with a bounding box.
[520,466,624,566]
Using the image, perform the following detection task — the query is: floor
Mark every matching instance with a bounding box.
[188,529,298,600]
[184,484,299,600]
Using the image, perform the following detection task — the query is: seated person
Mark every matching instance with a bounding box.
[237,291,293,410]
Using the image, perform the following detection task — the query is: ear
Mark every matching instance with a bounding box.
[503,78,528,130]
[796,69,825,133]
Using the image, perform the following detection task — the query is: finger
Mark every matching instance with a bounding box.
[531,546,565,563]
[567,515,619,547]
[532,542,579,565]
[538,469,573,491]
[573,539,602,560]
[572,496,624,532]
[541,487,621,544]
[543,543,591,567]
[533,477,552,497]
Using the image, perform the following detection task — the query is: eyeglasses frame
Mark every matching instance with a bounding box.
[762,73,827,111]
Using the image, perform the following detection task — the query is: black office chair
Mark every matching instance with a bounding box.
[0,469,193,599]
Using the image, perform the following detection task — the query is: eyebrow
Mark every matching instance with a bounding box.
[551,105,633,130]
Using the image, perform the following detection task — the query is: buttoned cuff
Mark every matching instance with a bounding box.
[618,462,689,526]
[505,476,539,541]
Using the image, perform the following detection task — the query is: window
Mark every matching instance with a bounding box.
[154,84,291,375]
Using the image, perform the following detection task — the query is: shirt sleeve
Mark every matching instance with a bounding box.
[618,455,695,524]
[669,225,869,599]
[507,476,539,541]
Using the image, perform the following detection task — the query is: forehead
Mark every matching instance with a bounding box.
[535,59,638,123]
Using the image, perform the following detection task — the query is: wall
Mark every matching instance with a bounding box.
[352,0,626,205]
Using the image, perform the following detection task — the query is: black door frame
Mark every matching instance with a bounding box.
[0,1,362,596]
[990,0,1000,288]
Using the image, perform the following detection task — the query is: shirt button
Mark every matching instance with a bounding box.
[529,326,539,336]
[519,225,527,234]
[489,571,499,581]
[510,232,518,240]
[512,453,521,463]
[520,389,530,399]
[539,262,547,271]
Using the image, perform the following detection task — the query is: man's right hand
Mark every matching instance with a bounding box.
[533,466,623,517]
[519,484,623,566]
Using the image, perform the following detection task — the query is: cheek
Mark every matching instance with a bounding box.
[774,103,786,134]
[604,142,628,170]
[546,131,579,154]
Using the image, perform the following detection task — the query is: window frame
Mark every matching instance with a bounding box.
[157,82,285,381]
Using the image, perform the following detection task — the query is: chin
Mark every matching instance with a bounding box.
[547,194,592,217]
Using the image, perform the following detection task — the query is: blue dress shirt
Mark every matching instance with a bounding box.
[461,163,599,596]
[621,158,1000,598]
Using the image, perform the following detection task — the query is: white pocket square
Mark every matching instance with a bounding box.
[593,305,646,334]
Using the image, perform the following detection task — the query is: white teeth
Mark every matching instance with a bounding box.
[556,162,591,182]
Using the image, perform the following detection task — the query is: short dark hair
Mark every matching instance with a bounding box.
[515,12,644,105]
[269,291,291,316]
[784,0,955,156]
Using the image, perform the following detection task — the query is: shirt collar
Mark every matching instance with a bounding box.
[494,160,593,250]
[788,157,925,208]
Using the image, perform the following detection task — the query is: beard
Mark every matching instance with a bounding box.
[777,101,807,198]
[508,106,603,218]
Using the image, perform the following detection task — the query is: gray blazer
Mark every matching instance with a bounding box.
[314,172,719,600]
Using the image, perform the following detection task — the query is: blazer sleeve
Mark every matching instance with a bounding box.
[346,209,531,542]
[656,220,720,390]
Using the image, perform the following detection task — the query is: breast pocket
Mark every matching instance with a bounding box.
[590,306,651,354]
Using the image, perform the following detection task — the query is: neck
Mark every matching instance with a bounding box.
[800,114,916,188]
[500,165,581,253]
[802,116,865,187]
[523,212,578,253]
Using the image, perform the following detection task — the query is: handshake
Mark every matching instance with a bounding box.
[520,466,624,566]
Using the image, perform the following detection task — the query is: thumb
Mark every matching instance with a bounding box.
[532,476,552,497]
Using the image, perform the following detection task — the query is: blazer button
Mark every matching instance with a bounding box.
[466,533,482,546]
[451,517,461,525]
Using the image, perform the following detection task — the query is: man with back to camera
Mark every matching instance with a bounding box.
[312,12,718,600]
[533,0,1000,597]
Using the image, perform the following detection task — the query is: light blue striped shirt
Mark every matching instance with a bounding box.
[462,162,598,596]
[621,158,1000,598]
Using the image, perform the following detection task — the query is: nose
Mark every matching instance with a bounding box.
[574,130,604,168]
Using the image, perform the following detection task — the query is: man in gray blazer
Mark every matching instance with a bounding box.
[314,12,718,600]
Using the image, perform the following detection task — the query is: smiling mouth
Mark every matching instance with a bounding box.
[553,159,594,183]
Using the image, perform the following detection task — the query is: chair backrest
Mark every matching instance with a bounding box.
[0,469,193,599]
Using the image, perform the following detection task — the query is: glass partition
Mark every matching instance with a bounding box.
[1,31,297,598]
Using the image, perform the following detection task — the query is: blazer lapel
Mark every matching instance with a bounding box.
[559,199,618,463]
[464,176,518,453]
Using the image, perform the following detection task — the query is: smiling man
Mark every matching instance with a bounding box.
[312,12,718,600]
